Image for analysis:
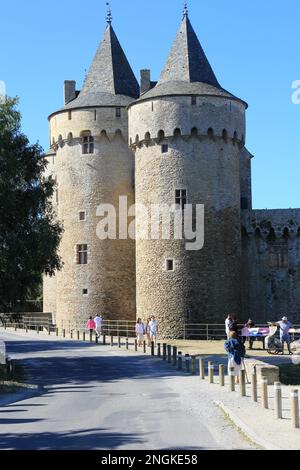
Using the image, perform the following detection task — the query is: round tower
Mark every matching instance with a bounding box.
[44,16,139,327]
[129,11,247,337]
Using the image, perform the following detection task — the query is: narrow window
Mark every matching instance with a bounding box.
[68,111,72,120]
[77,244,88,265]
[161,144,168,154]
[191,96,197,106]
[151,102,154,112]
[166,259,174,272]
[79,211,86,221]
[82,132,94,154]
[82,289,88,295]
[175,189,187,209]
[94,110,97,121]
[116,107,121,118]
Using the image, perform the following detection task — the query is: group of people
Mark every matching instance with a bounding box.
[136,317,158,347]
[224,314,294,384]
[86,314,103,338]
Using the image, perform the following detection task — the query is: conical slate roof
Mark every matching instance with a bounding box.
[158,15,220,87]
[62,23,139,110]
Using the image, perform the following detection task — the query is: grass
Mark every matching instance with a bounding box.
[278,363,300,385]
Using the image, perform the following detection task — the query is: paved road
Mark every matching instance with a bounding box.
[0,330,255,450]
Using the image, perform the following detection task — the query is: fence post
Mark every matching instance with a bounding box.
[77,330,80,340]
[157,343,161,358]
[219,364,225,386]
[118,336,121,348]
[208,361,214,384]
[274,382,282,419]
[63,329,66,338]
[291,390,299,429]
[172,346,177,366]
[167,345,172,363]
[70,330,73,339]
[83,331,86,342]
[261,377,268,409]
[199,358,205,380]
[206,324,209,341]
[126,338,129,350]
[178,352,182,371]
[143,340,146,354]
[111,335,114,347]
[185,354,190,373]
[240,370,246,397]
[135,339,138,352]
[252,368,258,402]
[163,343,167,361]
[191,356,196,375]
[103,334,106,346]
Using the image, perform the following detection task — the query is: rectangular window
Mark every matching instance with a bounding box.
[79,211,86,221]
[82,135,94,154]
[191,96,197,106]
[116,107,121,118]
[166,259,174,272]
[77,244,88,265]
[68,111,72,120]
[175,189,187,209]
[94,110,97,121]
[82,289,88,295]
[161,144,168,154]
[269,245,288,269]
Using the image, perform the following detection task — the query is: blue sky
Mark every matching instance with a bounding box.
[1,0,299,209]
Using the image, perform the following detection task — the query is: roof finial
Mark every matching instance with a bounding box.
[183,1,188,19]
[106,2,112,25]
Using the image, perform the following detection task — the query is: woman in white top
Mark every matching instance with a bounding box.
[135,318,145,347]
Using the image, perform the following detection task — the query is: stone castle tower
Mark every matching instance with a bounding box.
[44,14,138,327]
[44,6,300,335]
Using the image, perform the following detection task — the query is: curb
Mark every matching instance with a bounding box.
[214,401,282,450]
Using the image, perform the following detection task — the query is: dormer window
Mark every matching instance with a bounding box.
[82,131,94,154]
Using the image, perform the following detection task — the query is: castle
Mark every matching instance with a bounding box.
[44,6,300,338]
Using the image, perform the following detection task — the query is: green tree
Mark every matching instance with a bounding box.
[0,97,63,312]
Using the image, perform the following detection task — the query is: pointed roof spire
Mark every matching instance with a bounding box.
[183,1,188,19]
[158,14,220,88]
[106,2,112,25]
[79,16,139,101]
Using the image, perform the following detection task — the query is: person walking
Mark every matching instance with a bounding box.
[94,314,103,338]
[86,316,96,338]
[149,316,158,345]
[145,318,151,347]
[273,316,293,355]
[225,314,232,340]
[242,318,255,349]
[225,331,246,385]
[135,318,145,347]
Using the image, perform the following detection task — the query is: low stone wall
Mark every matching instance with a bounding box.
[244,358,279,385]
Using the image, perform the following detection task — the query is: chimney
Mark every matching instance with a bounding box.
[64,80,76,105]
[140,70,151,95]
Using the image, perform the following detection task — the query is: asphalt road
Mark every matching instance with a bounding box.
[0,330,255,450]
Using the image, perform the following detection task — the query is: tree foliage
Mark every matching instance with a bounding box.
[0,98,63,311]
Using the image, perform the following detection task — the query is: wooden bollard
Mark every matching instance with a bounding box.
[291,390,299,429]
[178,352,183,371]
[219,364,225,387]
[167,345,172,363]
[26,326,28,333]
[83,331,86,342]
[261,377,268,409]
[15,324,17,331]
[274,382,282,419]
[111,335,114,347]
[173,346,177,366]
[230,368,235,392]
[70,330,73,339]
[48,326,51,336]
[77,330,80,340]
[252,368,258,402]
[134,339,138,351]
[90,331,93,343]
[143,340,146,354]
[199,358,205,380]
[37,326,39,334]
[185,354,191,373]
[151,341,155,356]
[118,336,121,348]
[95,334,99,344]
[63,329,66,338]
[103,334,106,345]
[240,370,246,397]
[163,343,167,361]
[191,356,196,375]
[208,362,214,384]
[157,343,161,358]
[126,338,129,350]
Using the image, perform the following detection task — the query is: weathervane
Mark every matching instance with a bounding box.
[183,1,188,18]
[106,2,112,25]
